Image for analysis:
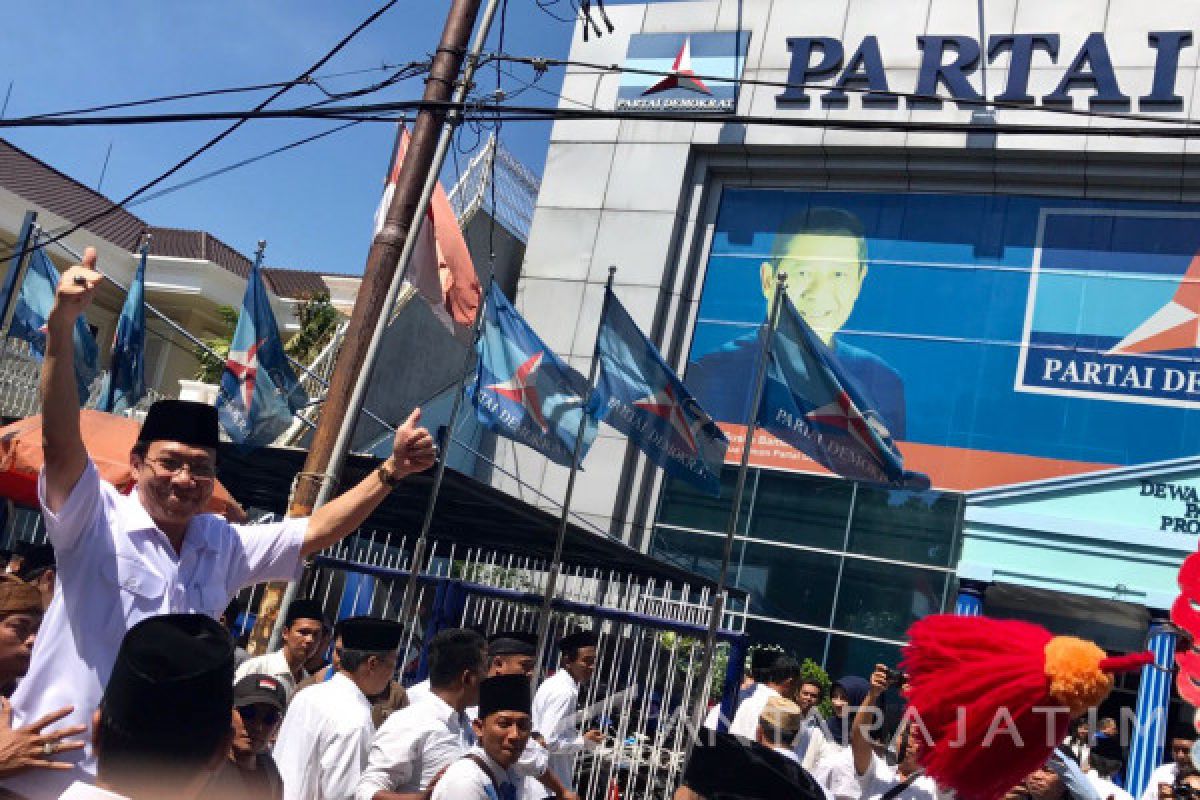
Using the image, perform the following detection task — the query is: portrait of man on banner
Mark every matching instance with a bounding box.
[687,206,907,438]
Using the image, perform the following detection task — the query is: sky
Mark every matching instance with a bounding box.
[1,1,603,275]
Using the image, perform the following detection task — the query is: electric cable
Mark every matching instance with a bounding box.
[1,0,405,269]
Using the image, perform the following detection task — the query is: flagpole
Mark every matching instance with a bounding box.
[263,0,500,654]
[0,212,38,371]
[530,266,615,684]
[690,271,787,735]
[394,275,495,634]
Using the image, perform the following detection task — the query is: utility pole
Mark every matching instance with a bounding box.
[245,0,490,655]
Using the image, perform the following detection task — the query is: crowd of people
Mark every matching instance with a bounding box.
[683,648,1200,800]
[0,240,1190,800]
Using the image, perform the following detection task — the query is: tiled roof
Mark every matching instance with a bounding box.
[0,138,253,279]
[262,267,329,300]
[0,139,145,251]
[145,226,251,279]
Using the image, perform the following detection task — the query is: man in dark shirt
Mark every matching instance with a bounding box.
[211,674,288,800]
[687,207,906,439]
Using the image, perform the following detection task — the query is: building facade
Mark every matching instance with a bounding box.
[509,0,1200,785]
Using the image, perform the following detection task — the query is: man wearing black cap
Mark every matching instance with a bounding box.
[59,613,236,800]
[210,674,288,800]
[728,649,799,740]
[525,630,604,800]
[16,247,436,798]
[296,621,409,728]
[274,616,403,800]
[236,598,329,702]
[432,675,533,800]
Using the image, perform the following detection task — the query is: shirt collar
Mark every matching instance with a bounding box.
[124,488,218,553]
[424,690,464,727]
[469,746,515,785]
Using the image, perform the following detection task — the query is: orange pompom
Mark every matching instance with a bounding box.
[1044,636,1113,717]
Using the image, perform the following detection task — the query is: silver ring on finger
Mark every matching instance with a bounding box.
[42,742,56,757]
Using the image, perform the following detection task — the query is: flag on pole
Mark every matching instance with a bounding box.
[589,288,727,495]
[7,247,98,404]
[216,251,307,448]
[468,283,597,466]
[374,124,481,330]
[757,295,928,488]
[97,245,148,413]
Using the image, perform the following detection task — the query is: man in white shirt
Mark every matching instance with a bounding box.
[433,674,534,800]
[728,649,799,741]
[59,613,236,800]
[1086,735,1133,800]
[236,598,328,702]
[816,664,937,800]
[20,247,437,798]
[1138,731,1196,800]
[525,630,605,799]
[356,628,487,799]
[274,616,402,800]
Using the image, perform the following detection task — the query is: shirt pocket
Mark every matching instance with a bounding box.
[101,555,166,622]
[188,582,229,619]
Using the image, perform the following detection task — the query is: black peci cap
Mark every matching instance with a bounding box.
[557,630,598,653]
[137,400,220,450]
[283,599,329,629]
[340,617,403,651]
[478,674,532,719]
[102,614,234,746]
[488,631,538,658]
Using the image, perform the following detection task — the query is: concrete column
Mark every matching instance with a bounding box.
[1126,613,1177,797]
[954,578,988,616]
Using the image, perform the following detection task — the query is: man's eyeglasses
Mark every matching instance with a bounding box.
[238,705,281,726]
[145,457,216,482]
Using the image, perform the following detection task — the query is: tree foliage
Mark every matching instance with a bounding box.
[193,305,238,383]
[285,291,340,366]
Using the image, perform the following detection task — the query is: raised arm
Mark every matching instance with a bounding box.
[41,247,102,513]
[851,664,888,777]
[302,407,436,556]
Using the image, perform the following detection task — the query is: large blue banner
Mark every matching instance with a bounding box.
[688,190,1200,490]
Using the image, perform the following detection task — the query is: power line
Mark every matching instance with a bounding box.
[6,98,1200,139]
[3,0,405,270]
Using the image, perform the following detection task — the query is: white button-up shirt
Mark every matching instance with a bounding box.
[356,692,475,800]
[236,649,310,703]
[524,669,593,799]
[816,748,938,800]
[728,683,780,740]
[431,746,521,800]
[274,671,375,800]
[10,461,306,799]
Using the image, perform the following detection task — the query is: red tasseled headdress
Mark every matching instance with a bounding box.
[901,615,1153,800]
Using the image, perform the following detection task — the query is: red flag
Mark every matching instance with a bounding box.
[374,125,481,329]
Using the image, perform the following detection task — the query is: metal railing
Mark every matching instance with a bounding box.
[230,528,750,800]
[447,134,540,244]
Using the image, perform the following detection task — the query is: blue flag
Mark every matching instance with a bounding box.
[7,248,99,405]
[468,283,597,466]
[216,250,307,448]
[97,246,147,413]
[589,288,728,495]
[757,295,928,488]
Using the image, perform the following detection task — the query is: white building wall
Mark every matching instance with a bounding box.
[505,0,1200,545]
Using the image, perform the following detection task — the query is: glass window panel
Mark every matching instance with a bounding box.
[832,560,949,642]
[734,540,840,628]
[651,530,840,629]
[745,618,828,665]
[846,486,962,567]
[658,468,749,534]
[824,633,903,682]
[746,471,854,551]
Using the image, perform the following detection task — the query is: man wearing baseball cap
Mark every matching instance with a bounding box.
[210,673,289,800]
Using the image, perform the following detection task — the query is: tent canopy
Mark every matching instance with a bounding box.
[217,443,743,594]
